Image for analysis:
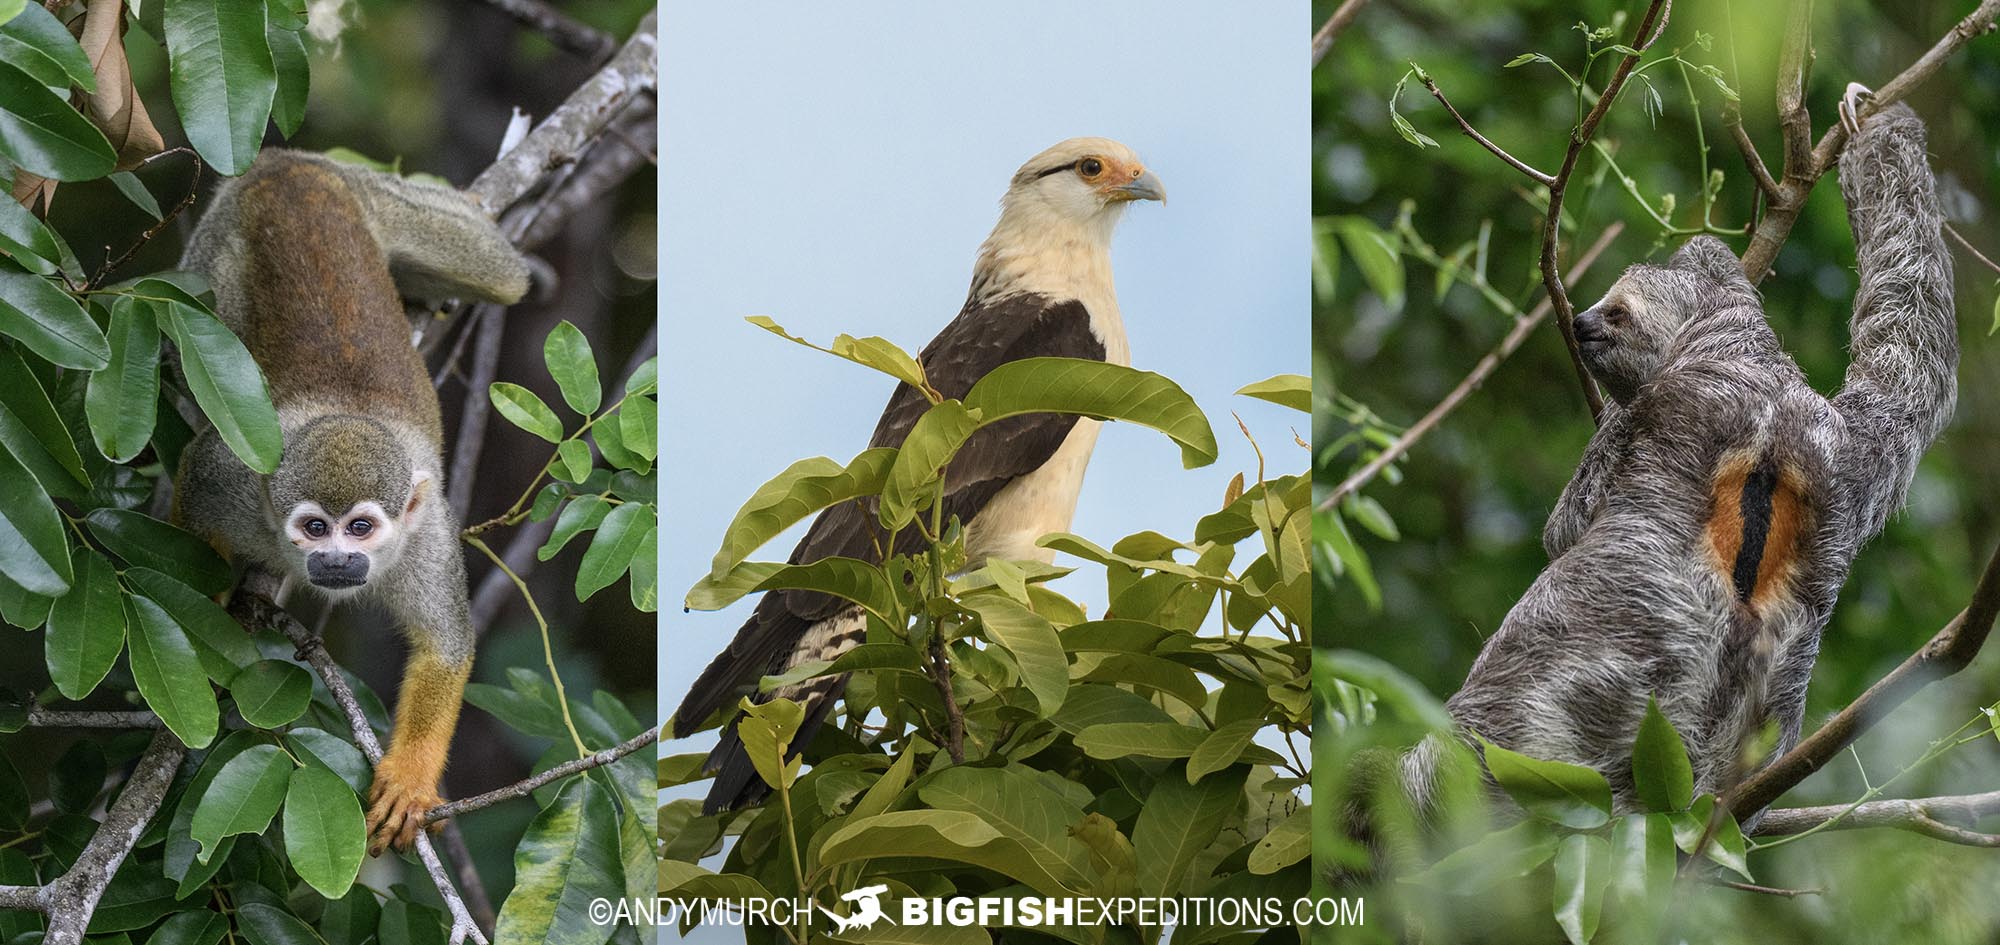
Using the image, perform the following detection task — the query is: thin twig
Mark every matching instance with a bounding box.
[1753,789,2000,846]
[1322,223,1624,511]
[1946,223,2000,275]
[1418,73,1557,186]
[1709,879,1824,898]
[1722,104,1780,200]
[472,0,617,64]
[425,726,659,823]
[87,148,202,290]
[1729,541,2000,820]
[448,305,505,521]
[436,823,498,938]
[1312,0,1372,67]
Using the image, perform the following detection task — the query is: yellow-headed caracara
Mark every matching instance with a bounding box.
[674,137,1165,812]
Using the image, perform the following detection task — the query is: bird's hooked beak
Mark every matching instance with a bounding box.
[1110,168,1166,204]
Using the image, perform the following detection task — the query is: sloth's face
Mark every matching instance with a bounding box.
[1574,236,1752,404]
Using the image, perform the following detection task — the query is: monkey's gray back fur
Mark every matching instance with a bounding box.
[1412,103,1954,822]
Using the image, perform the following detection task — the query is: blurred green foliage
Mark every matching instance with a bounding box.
[1316,0,2000,941]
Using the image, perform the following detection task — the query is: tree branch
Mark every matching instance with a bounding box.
[0,729,187,945]
[472,0,617,64]
[25,706,161,728]
[1417,73,1556,186]
[1753,790,2000,846]
[1729,541,2000,820]
[1721,104,1779,200]
[1537,0,1671,423]
[1322,223,1624,510]
[424,726,658,824]
[229,592,490,945]
[1312,0,1372,67]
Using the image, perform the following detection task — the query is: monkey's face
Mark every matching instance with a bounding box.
[284,500,402,591]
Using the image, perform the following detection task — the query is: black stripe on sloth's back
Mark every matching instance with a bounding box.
[1730,454,1779,604]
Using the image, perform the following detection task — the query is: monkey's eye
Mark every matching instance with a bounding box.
[1078,158,1103,178]
[303,518,328,538]
[347,519,374,538]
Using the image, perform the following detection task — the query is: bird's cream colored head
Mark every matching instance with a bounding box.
[976,137,1163,300]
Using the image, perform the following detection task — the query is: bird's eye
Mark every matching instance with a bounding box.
[304,518,328,538]
[347,518,374,538]
[1078,158,1103,177]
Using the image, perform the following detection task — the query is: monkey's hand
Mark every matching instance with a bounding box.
[366,750,446,855]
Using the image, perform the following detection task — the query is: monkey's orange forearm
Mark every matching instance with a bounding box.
[367,648,470,854]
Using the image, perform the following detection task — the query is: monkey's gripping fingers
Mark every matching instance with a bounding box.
[1839,82,1874,136]
[365,755,445,856]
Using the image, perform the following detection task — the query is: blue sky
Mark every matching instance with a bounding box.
[657,4,1304,916]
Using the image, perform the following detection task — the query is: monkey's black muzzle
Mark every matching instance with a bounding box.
[1573,308,1612,355]
[307,551,370,589]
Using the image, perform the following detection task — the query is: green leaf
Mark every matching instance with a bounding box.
[1342,493,1399,541]
[490,381,563,443]
[44,547,125,699]
[0,59,115,180]
[1632,696,1694,812]
[0,753,23,830]
[49,740,105,813]
[1329,216,1405,312]
[229,659,312,728]
[0,441,69,595]
[1134,766,1242,897]
[1247,804,1310,874]
[143,911,230,945]
[747,315,933,394]
[495,778,624,945]
[1186,718,1264,782]
[735,697,804,794]
[0,5,95,91]
[543,320,601,414]
[265,18,307,138]
[189,744,291,861]
[86,509,233,595]
[1552,833,1610,945]
[539,493,610,561]
[1507,52,1555,67]
[1234,374,1309,412]
[878,398,978,529]
[960,593,1067,716]
[693,556,894,620]
[0,342,89,496]
[1482,739,1613,829]
[627,520,656,613]
[819,809,1077,897]
[706,447,894,578]
[916,766,1091,887]
[86,297,163,462]
[1607,813,1676,938]
[576,501,651,601]
[552,438,591,483]
[283,765,364,899]
[1387,70,1441,151]
[1669,795,1751,879]
[126,593,219,749]
[235,901,328,945]
[109,171,163,220]
[165,0,276,174]
[157,292,282,473]
[964,357,1216,469]
[1074,722,1209,761]
[618,394,655,461]
[0,187,65,274]
[124,566,261,678]
[0,262,108,369]
[622,355,656,396]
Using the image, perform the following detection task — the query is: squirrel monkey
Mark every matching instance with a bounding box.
[174,150,529,854]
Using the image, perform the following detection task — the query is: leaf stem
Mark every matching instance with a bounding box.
[463,535,589,758]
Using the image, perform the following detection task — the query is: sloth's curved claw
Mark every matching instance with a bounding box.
[1839,82,1876,136]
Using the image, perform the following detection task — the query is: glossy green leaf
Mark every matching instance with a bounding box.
[145,910,230,945]
[748,315,932,394]
[494,778,624,945]
[44,547,125,699]
[283,764,364,899]
[85,297,163,462]
[288,727,370,794]
[878,399,977,529]
[543,320,601,414]
[1234,373,1310,412]
[694,555,893,619]
[189,744,291,860]
[0,569,53,629]
[1552,833,1610,945]
[164,0,276,174]
[0,59,115,180]
[553,438,591,483]
[618,394,655,461]
[124,566,261,678]
[539,493,609,561]
[1482,739,1613,829]
[917,766,1091,886]
[1632,696,1694,813]
[235,901,326,945]
[0,261,108,369]
[126,594,218,749]
[576,501,651,601]
[622,355,656,396]
[157,292,282,473]
[229,659,312,728]
[265,19,307,138]
[627,520,656,612]
[734,696,804,793]
[0,343,89,497]
[0,187,64,274]
[491,381,562,442]
[1133,766,1242,897]
[961,593,1067,715]
[109,171,163,220]
[0,442,69,595]
[706,447,894,578]
[1329,215,1404,312]
[820,809,1076,897]
[87,509,233,595]
[1074,723,1209,761]
[1186,718,1265,782]
[1247,804,1311,874]
[0,5,95,91]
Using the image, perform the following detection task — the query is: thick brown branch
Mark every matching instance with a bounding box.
[1775,0,1816,179]
[1312,0,1371,67]
[1322,223,1624,510]
[1730,542,2000,820]
[425,726,659,823]
[17,729,187,945]
[1753,790,2000,846]
[1418,74,1556,186]
[1538,0,1671,423]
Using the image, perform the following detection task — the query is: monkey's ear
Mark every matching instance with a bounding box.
[1670,236,1755,296]
[406,470,435,519]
